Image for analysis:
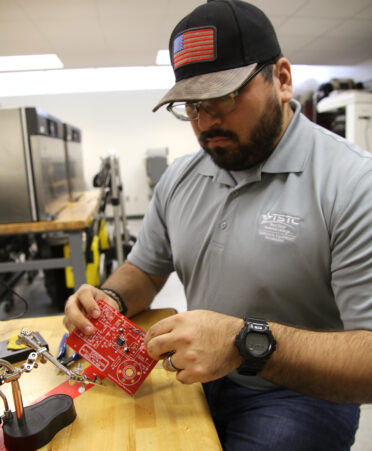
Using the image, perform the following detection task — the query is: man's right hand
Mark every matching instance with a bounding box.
[63,284,120,335]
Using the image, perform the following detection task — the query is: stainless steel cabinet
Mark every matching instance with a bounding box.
[63,123,86,202]
[0,107,69,223]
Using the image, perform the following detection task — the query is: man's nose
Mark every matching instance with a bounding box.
[197,106,222,130]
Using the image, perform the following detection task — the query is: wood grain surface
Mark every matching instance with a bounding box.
[0,310,222,450]
[0,190,100,235]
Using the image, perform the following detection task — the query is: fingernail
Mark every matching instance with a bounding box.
[91,309,100,318]
[85,325,94,335]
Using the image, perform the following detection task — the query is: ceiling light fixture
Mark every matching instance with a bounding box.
[0,66,175,96]
[0,54,64,72]
[156,50,171,65]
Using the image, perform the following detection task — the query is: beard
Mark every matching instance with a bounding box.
[198,95,284,171]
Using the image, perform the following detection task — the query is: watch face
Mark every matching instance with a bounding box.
[245,332,270,357]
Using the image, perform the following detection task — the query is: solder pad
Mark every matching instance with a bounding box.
[66,299,157,396]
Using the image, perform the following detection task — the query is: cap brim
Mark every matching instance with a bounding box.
[152,63,257,112]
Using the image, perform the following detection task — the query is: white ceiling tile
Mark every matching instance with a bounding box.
[277,16,343,35]
[37,20,106,53]
[290,35,372,65]
[37,18,101,35]
[0,41,51,55]
[278,34,315,59]
[15,0,98,20]
[165,1,206,17]
[269,15,291,29]
[249,0,309,16]
[296,0,372,18]
[326,19,372,39]
[354,4,372,18]
[0,0,371,69]
[0,20,40,37]
[96,0,173,19]
[0,20,47,56]
[0,0,25,20]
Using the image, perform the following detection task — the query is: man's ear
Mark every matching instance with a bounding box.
[274,57,293,104]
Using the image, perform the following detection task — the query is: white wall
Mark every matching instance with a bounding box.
[1,62,371,215]
[292,60,372,97]
[0,90,196,215]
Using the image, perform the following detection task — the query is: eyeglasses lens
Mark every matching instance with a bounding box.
[170,93,236,121]
[167,103,192,121]
[202,95,235,117]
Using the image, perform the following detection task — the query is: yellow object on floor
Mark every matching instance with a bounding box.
[64,235,100,288]
[7,334,27,350]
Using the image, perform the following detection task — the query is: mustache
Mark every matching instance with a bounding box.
[199,128,239,144]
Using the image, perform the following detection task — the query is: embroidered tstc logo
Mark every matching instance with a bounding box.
[259,212,302,243]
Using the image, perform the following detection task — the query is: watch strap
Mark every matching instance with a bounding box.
[237,359,267,376]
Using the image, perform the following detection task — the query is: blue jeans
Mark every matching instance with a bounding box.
[203,377,360,451]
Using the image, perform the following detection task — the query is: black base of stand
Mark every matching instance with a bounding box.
[3,394,76,451]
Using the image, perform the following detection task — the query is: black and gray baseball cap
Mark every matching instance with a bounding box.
[153,0,282,112]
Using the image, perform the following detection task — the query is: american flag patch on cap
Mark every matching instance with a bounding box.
[173,27,216,69]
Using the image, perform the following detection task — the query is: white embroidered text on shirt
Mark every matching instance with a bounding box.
[259,212,302,243]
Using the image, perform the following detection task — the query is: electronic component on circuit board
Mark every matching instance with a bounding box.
[66,299,157,396]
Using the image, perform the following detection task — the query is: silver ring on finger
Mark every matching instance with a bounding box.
[165,352,180,372]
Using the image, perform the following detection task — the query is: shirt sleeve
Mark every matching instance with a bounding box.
[331,168,372,330]
[127,153,197,275]
[128,179,174,275]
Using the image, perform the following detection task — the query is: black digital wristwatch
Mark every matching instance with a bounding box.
[234,318,276,376]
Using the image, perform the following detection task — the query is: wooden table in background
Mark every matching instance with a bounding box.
[0,190,100,290]
[0,309,222,450]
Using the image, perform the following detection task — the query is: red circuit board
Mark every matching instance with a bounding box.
[65,299,157,396]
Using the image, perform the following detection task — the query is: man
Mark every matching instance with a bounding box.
[64,1,372,449]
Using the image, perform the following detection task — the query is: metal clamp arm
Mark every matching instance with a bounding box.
[17,329,103,388]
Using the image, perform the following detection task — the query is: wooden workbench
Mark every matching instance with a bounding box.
[0,191,100,235]
[0,191,100,290]
[0,309,222,450]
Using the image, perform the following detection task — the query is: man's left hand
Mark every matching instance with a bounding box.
[144,310,244,384]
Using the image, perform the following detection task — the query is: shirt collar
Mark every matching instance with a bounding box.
[261,99,311,174]
[197,155,237,187]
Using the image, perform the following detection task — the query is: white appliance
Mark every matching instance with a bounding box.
[317,91,372,152]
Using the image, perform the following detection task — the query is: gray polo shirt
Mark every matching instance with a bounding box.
[129,99,372,389]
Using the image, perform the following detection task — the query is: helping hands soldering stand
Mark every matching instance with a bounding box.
[0,329,103,451]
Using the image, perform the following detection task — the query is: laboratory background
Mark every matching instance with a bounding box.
[0,1,371,450]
